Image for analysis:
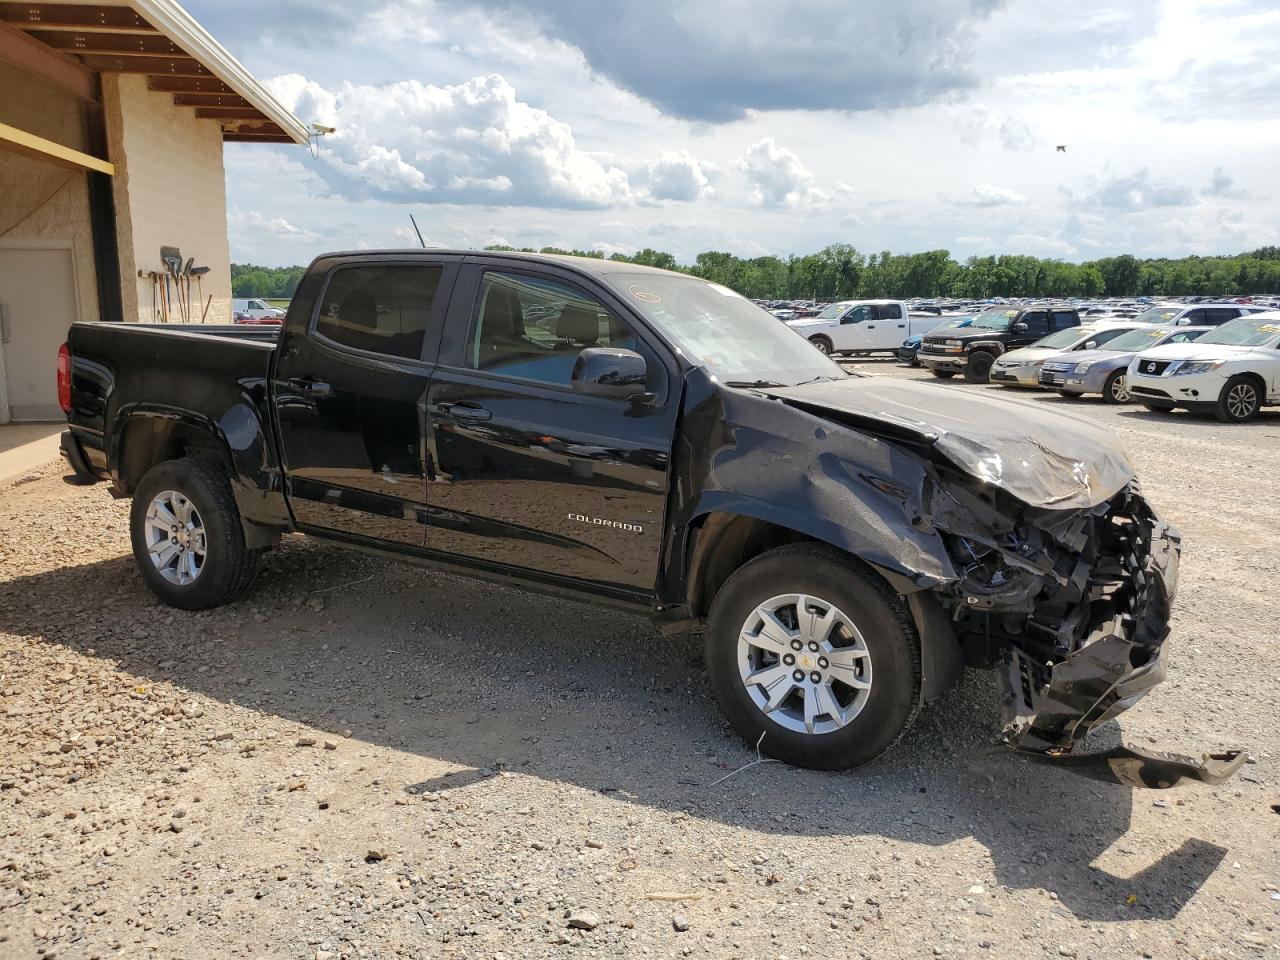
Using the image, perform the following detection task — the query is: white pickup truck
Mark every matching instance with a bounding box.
[232,298,286,323]
[786,300,938,356]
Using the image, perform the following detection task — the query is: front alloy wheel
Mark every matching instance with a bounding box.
[1104,369,1131,404]
[1216,376,1261,423]
[738,594,873,735]
[705,543,920,770]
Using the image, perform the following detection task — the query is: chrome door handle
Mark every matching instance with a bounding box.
[288,378,331,397]
[438,402,491,422]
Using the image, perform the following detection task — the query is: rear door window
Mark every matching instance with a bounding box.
[315,265,443,360]
[876,303,903,320]
[1051,310,1077,330]
[1203,307,1240,325]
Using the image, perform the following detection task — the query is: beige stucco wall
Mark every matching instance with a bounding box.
[0,60,98,324]
[102,73,232,324]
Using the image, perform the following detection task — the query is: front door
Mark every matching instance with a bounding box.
[424,264,676,594]
[1010,310,1049,348]
[835,304,876,352]
[272,259,454,548]
[0,245,79,423]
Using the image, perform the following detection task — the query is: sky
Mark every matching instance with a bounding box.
[190,0,1280,268]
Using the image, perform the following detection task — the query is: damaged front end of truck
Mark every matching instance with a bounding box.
[746,377,1247,787]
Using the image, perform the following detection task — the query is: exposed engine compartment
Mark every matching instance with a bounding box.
[926,473,1179,753]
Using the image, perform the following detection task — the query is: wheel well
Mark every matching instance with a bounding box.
[809,334,832,344]
[1228,371,1267,395]
[117,417,231,494]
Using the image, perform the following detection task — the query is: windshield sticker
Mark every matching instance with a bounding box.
[628,286,662,304]
[709,284,743,298]
[1258,323,1280,335]
[1149,330,1164,337]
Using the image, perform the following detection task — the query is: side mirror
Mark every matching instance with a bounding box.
[571,347,649,401]
[1012,322,1029,332]
[1084,340,1098,350]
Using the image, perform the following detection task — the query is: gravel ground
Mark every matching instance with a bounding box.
[2,361,1278,960]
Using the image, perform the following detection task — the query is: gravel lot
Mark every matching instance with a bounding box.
[2,360,1278,960]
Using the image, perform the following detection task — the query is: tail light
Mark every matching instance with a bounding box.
[57,342,71,414]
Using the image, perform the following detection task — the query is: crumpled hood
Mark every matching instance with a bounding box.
[765,377,1135,509]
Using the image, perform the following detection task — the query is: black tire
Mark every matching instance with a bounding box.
[129,458,259,610]
[809,336,833,356]
[930,370,956,379]
[1214,375,1263,423]
[704,544,921,771]
[1141,402,1175,412]
[964,352,995,384]
[1102,369,1130,404]
[1057,390,1076,398]
[909,359,922,368]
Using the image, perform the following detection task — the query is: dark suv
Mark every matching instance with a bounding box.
[918,306,1081,383]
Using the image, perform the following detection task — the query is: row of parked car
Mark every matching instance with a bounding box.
[899,303,1279,423]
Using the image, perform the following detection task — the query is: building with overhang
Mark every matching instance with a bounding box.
[0,0,306,422]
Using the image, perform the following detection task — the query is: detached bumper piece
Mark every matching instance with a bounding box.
[1021,745,1247,789]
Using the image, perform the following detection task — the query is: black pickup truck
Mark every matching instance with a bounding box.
[918,305,1081,383]
[59,251,1241,784]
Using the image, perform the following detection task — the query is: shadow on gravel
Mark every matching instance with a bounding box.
[0,544,1228,923]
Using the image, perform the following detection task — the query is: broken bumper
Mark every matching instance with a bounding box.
[996,501,1189,749]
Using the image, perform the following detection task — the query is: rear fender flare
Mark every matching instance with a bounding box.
[110,402,286,530]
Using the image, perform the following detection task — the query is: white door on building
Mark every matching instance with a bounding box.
[0,245,79,423]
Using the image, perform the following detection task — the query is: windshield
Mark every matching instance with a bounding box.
[1133,306,1182,324]
[1195,317,1280,347]
[816,301,853,320]
[929,316,971,332]
[608,274,844,385]
[1102,327,1177,351]
[971,308,1018,330]
[1033,327,1093,350]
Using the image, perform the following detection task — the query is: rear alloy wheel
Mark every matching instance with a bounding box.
[1103,369,1131,404]
[1215,375,1262,423]
[130,458,259,610]
[705,544,920,770]
[964,352,995,384]
[809,336,833,356]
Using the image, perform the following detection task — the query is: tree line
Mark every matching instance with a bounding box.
[232,245,1280,300]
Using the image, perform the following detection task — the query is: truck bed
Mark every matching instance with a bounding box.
[65,322,279,478]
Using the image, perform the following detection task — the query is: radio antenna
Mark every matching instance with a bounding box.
[409,213,426,248]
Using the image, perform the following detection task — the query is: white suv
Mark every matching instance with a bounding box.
[1127,313,1280,422]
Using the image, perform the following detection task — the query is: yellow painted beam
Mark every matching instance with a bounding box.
[0,121,114,175]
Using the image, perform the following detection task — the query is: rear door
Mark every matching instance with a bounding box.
[272,257,456,548]
[872,303,908,348]
[423,261,677,594]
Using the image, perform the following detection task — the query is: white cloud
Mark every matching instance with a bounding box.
[640,150,713,202]
[1064,167,1196,212]
[228,208,316,241]
[945,183,1029,207]
[738,138,825,208]
[265,73,633,208]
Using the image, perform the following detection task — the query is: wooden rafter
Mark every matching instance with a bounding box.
[0,3,154,32]
[29,30,188,56]
[171,92,252,109]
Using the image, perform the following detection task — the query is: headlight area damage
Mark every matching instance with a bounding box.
[929,474,1242,787]
[760,378,1246,788]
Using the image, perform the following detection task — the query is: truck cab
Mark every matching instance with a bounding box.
[785,299,915,355]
